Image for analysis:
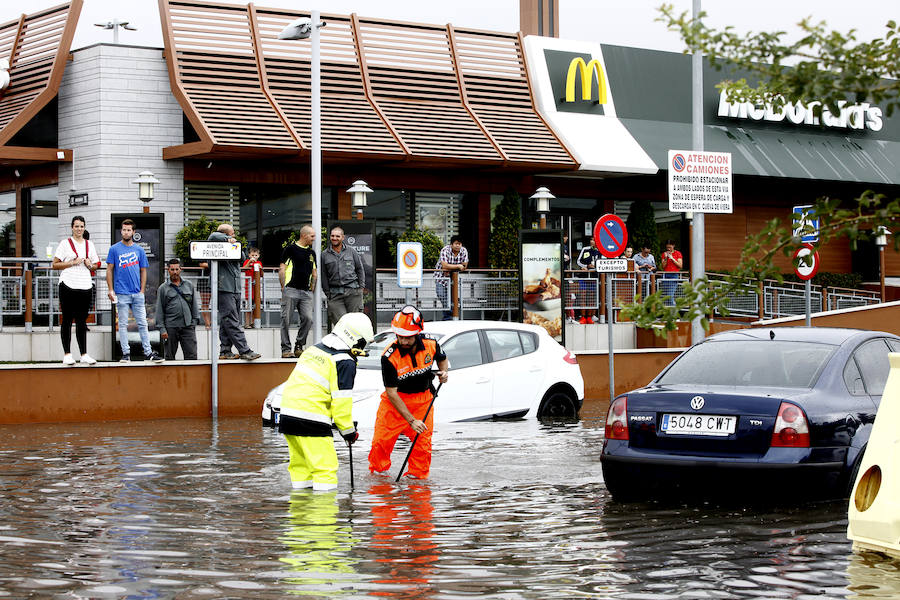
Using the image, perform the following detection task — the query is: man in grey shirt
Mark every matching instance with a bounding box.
[321,226,366,326]
[155,258,201,360]
[208,224,260,360]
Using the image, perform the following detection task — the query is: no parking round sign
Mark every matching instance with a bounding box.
[593,214,628,259]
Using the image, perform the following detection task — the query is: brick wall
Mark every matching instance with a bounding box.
[56,44,184,258]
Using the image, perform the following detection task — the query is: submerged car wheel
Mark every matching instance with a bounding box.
[537,389,578,420]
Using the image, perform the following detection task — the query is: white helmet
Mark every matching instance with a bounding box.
[324,312,375,356]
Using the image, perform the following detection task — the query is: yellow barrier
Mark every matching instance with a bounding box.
[847,353,900,559]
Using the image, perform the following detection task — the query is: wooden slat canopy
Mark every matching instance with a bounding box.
[0,1,80,165]
[160,0,576,170]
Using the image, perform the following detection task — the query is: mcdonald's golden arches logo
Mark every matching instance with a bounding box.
[565,57,607,104]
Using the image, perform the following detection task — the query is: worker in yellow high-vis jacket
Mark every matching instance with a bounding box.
[278,312,374,491]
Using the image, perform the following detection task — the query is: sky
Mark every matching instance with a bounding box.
[0,0,895,53]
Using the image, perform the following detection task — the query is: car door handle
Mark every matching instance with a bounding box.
[476,377,490,384]
[528,366,541,372]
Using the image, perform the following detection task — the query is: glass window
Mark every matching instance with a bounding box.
[854,339,892,396]
[844,359,865,396]
[442,331,483,370]
[0,191,15,256]
[520,331,537,354]
[30,186,57,258]
[657,339,837,387]
[416,192,460,246]
[371,189,409,267]
[486,329,523,362]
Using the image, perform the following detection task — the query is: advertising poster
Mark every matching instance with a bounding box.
[109,213,165,360]
[329,220,376,324]
[519,230,564,345]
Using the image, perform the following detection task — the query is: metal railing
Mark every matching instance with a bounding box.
[0,259,882,329]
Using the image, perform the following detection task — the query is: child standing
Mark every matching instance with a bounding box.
[241,247,263,328]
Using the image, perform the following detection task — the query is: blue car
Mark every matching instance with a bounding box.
[601,327,900,501]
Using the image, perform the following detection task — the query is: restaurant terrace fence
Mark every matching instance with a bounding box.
[0,259,880,331]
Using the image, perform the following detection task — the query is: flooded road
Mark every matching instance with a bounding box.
[1,400,899,599]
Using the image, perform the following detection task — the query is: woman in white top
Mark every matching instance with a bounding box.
[52,216,100,365]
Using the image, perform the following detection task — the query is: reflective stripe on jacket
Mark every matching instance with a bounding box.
[382,336,440,395]
[279,343,357,437]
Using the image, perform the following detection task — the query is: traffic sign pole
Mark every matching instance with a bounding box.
[593,214,628,402]
[607,274,614,403]
[210,261,219,419]
[806,279,811,327]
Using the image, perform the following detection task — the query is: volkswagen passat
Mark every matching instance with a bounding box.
[601,327,900,501]
[263,320,584,427]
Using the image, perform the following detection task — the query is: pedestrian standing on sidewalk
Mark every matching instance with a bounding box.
[107,219,163,363]
[155,258,202,360]
[321,226,365,326]
[207,224,261,360]
[53,216,100,365]
[279,225,317,358]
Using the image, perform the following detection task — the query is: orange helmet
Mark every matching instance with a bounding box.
[391,305,424,337]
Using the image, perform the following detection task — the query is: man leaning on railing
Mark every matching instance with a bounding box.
[434,236,468,320]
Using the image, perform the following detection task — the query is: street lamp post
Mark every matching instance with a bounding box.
[875,227,891,303]
[94,18,136,44]
[347,179,372,220]
[530,186,554,230]
[280,11,326,342]
[132,170,159,213]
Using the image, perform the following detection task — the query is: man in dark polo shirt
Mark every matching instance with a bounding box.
[280,224,318,358]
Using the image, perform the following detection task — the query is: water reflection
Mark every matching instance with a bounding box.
[280,490,358,596]
[0,412,898,599]
[367,483,437,599]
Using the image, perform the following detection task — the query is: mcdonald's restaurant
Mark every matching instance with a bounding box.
[1,0,899,284]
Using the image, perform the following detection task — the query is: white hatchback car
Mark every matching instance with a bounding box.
[262,320,584,427]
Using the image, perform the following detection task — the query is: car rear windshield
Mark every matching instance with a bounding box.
[656,339,837,387]
[357,332,445,370]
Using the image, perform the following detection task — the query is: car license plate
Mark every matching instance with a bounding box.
[660,413,736,436]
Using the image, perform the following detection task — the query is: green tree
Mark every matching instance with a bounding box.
[173,216,248,263]
[625,198,660,258]
[387,228,444,268]
[620,10,900,333]
[658,6,899,116]
[489,187,522,269]
[174,216,220,263]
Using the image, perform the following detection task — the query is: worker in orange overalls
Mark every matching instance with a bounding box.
[368,306,449,479]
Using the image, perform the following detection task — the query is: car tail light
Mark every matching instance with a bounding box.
[605,396,629,440]
[563,350,578,365]
[770,401,810,448]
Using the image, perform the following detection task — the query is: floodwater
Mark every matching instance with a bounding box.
[1,400,899,599]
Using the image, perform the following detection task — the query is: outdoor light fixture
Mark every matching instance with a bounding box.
[347,179,372,219]
[279,10,327,342]
[530,186,555,229]
[132,170,159,213]
[876,226,891,303]
[94,19,136,44]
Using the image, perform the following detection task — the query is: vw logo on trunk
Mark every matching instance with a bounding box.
[690,396,705,410]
